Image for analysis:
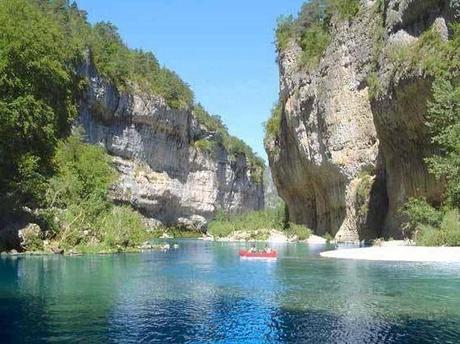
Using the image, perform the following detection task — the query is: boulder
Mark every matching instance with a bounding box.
[177,215,207,232]
[18,223,43,252]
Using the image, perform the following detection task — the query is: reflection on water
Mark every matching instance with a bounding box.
[0,240,459,343]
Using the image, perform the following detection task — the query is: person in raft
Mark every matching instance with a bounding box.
[264,244,272,253]
[249,244,257,253]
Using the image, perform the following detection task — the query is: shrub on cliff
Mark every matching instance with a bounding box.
[264,101,283,143]
[326,0,360,20]
[193,139,217,157]
[299,23,331,68]
[193,104,227,132]
[276,15,296,51]
[274,0,359,68]
[32,1,194,110]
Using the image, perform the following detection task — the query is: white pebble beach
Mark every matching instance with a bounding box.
[320,246,460,262]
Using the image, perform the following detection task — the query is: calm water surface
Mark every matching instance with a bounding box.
[1,240,459,343]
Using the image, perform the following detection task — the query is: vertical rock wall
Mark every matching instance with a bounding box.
[78,58,264,228]
[266,0,455,240]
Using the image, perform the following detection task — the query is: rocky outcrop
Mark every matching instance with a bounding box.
[266,0,456,241]
[77,57,264,228]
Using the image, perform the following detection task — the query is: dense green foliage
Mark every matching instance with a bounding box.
[275,15,297,51]
[0,0,80,218]
[299,23,331,68]
[43,131,148,251]
[0,0,149,252]
[327,0,360,20]
[208,206,311,241]
[400,24,460,246]
[209,207,284,238]
[275,0,359,66]
[285,223,312,241]
[404,198,460,246]
[415,210,460,247]
[71,6,194,109]
[425,77,460,209]
[401,198,444,238]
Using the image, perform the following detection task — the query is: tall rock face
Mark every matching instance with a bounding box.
[77,58,264,228]
[263,168,283,209]
[266,0,456,241]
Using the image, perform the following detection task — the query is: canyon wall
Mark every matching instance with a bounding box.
[266,0,456,240]
[78,57,264,230]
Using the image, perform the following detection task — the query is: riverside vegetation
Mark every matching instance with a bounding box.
[208,206,312,241]
[266,0,459,246]
[0,0,264,253]
[396,25,460,246]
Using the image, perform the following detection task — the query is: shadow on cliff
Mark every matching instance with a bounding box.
[369,77,443,239]
[269,102,347,237]
[361,165,389,241]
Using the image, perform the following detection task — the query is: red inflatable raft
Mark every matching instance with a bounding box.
[239,249,277,259]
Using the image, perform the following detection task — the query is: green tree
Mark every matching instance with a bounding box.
[425,79,460,207]
[90,21,131,86]
[0,0,78,216]
[401,24,460,245]
[48,130,115,210]
[45,130,147,250]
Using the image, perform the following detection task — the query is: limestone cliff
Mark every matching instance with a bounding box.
[78,57,264,229]
[266,0,457,240]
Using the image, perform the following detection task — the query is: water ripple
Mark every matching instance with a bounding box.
[0,241,459,343]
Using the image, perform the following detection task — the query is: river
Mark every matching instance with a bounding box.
[0,240,459,343]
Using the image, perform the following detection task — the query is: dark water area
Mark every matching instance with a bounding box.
[0,240,459,343]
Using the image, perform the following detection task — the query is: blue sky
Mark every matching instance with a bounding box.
[76,0,305,160]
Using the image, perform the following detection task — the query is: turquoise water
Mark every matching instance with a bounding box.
[1,240,459,343]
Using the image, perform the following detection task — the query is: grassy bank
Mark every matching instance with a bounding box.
[208,206,311,241]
